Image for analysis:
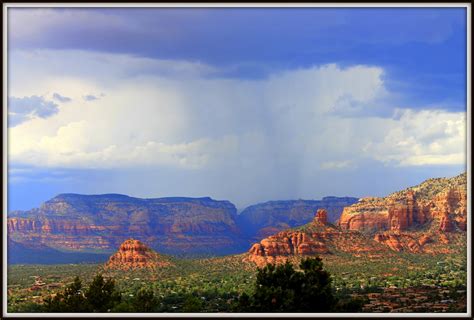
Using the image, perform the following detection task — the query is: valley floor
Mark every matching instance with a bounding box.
[7,251,467,313]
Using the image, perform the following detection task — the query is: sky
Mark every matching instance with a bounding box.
[7,6,467,211]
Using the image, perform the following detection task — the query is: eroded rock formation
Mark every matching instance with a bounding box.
[439,211,455,232]
[244,209,392,267]
[246,230,329,267]
[104,239,171,270]
[339,173,466,233]
[245,173,467,266]
[373,233,422,253]
[338,199,389,232]
[313,209,328,225]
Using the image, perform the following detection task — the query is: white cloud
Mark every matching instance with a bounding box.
[14,126,238,169]
[363,109,466,166]
[7,50,466,172]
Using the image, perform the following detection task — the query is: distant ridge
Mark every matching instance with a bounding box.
[236,197,359,240]
[7,194,357,263]
[9,172,465,264]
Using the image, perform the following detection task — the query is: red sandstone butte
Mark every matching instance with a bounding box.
[104,239,171,270]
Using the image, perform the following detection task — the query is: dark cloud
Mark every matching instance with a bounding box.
[9,8,463,61]
[8,95,59,127]
[52,92,72,103]
[7,8,467,109]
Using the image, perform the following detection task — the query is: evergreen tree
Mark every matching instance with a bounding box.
[43,276,89,312]
[182,294,203,312]
[238,257,341,312]
[130,288,158,312]
[84,274,121,312]
[297,257,335,311]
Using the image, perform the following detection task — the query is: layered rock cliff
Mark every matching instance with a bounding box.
[372,231,466,255]
[8,194,246,256]
[104,239,171,270]
[8,194,358,260]
[8,173,466,263]
[244,209,392,267]
[339,173,466,233]
[245,173,467,266]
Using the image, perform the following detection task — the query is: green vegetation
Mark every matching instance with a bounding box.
[7,251,467,313]
[9,258,364,313]
[235,257,363,312]
[393,172,466,200]
[40,274,122,312]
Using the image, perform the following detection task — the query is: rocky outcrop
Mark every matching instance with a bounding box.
[418,235,431,246]
[245,210,329,266]
[373,233,422,253]
[338,198,389,232]
[313,209,328,225]
[244,209,393,267]
[246,231,329,267]
[250,231,329,256]
[245,173,467,267]
[237,197,358,240]
[339,173,466,233]
[439,211,455,232]
[105,239,171,270]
